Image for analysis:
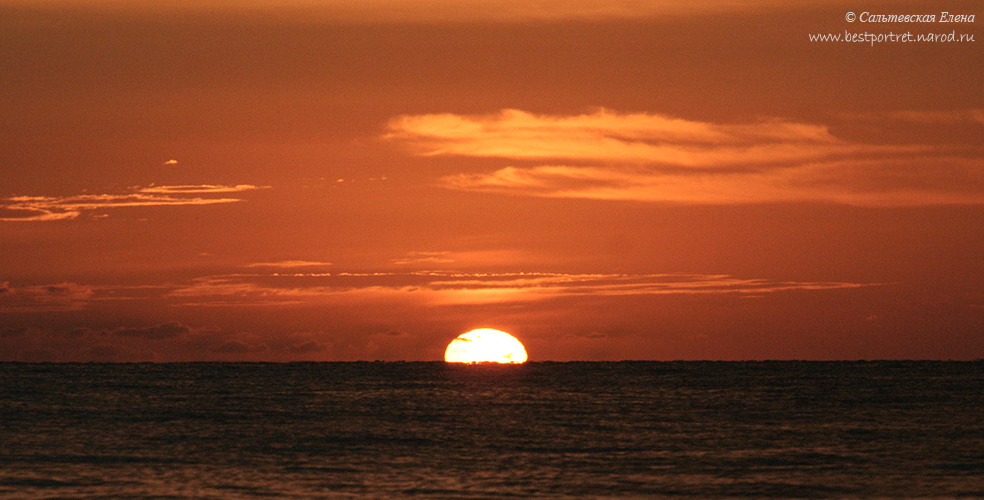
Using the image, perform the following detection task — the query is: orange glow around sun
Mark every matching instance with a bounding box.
[444,328,528,364]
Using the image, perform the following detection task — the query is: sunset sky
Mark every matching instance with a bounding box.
[1,0,981,361]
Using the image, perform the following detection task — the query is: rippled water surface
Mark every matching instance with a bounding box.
[1,362,982,498]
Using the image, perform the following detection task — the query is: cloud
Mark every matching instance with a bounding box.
[0,205,83,222]
[387,109,984,206]
[1,326,36,338]
[442,158,984,206]
[0,282,94,312]
[212,341,263,354]
[387,108,912,167]
[0,269,875,313]
[246,260,334,269]
[392,251,455,266]
[166,271,873,307]
[113,322,190,340]
[85,345,123,361]
[287,340,325,354]
[163,159,179,166]
[68,322,193,340]
[138,184,269,194]
[0,184,268,221]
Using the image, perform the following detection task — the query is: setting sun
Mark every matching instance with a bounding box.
[444,328,528,364]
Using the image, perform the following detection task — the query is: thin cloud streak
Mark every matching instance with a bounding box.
[391,251,455,266]
[71,322,192,340]
[0,282,94,312]
[165,271,874,307]
[387,109,919,167]
[246,260,334,269]
[0,184,268,221]
[442,158,984,206]
[138,184,269,194]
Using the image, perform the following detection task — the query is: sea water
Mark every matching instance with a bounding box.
[1,362,982,498]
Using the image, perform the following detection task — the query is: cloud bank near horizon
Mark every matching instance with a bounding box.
[0,271,875,313]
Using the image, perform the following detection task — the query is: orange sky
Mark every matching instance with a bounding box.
[1,0,981,361]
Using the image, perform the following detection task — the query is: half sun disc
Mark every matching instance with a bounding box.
[444,328,528,364]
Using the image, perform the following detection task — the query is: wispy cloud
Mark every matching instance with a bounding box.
[0,184,269,221]
[246,260,334,269]
[0,281,94,312]
[442,158,984,206]
[138,184,268,194]
[391,251,455,266]
[165,271,873,307]
[0,269,876,317]
[70,322,192,340]
[387,109,984,206]
[387,108,913,167]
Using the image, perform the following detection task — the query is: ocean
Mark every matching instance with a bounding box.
[1,361,981,498]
